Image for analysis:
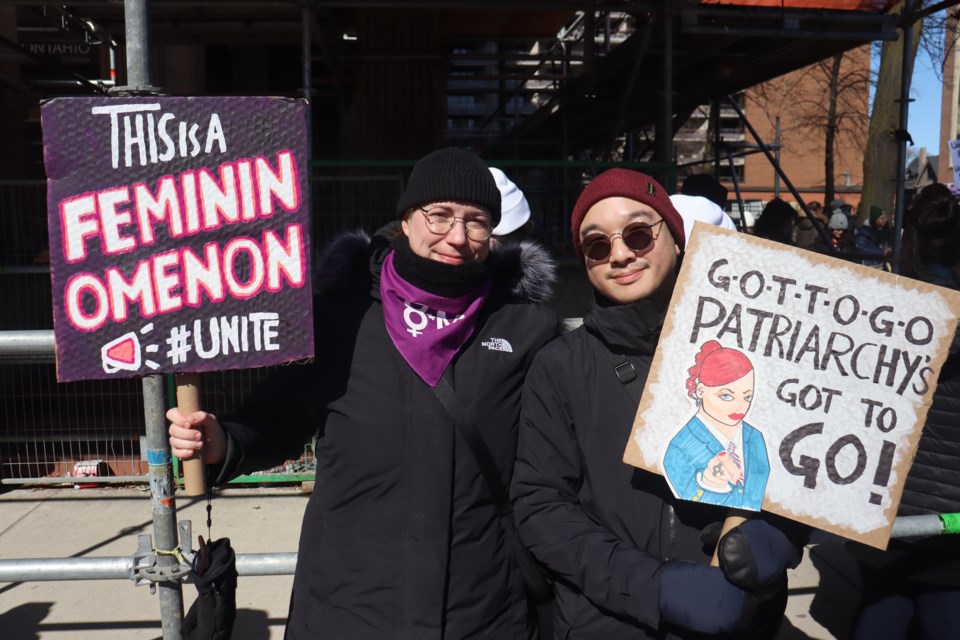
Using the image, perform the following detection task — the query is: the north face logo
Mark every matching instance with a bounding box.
[482,338,513,353]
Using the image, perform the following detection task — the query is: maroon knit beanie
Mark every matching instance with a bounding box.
[570,168,686,263]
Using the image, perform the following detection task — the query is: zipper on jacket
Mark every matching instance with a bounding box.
[662,502,678,561]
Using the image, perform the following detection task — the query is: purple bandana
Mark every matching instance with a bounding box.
[380,252,491,386]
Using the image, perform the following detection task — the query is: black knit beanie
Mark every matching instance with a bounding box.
[396,147,502,226]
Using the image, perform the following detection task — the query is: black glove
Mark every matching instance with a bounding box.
[699,521,724,553]
[717,519,801,591]
[658,560,757,635]
[183,537,237,640]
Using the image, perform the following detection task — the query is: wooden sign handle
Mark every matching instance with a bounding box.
[175,372,206,496]
[710,514,748,567]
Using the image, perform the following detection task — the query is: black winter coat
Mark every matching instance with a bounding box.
[216,231,559,639]
[901,333,960,519]
[512,297,798,639]
[852,329,960,587]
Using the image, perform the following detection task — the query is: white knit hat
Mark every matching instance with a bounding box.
[669,194,738,243]
[490,167,532,236]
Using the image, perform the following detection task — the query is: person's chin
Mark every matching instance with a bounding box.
[601,282,651,305]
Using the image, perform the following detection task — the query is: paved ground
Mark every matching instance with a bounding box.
[0,485,864,639]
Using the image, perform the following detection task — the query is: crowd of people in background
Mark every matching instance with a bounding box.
[681,172,960,284]
[682,171,898,271]
[740,195,894,270]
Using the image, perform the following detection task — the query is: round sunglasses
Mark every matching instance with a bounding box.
[579,219,665,262]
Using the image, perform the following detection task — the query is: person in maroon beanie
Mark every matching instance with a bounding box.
[512,168,806,639]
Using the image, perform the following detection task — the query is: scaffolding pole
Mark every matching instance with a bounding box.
[891,0,916,276]
[117,0,184,637]
[725,95,834,249]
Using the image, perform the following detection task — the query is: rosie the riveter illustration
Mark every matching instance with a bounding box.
[662,340,770,511]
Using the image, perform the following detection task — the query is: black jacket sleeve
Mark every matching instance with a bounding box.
[213,289,365,483]
[215,361,328,483]
[511,346,667,629]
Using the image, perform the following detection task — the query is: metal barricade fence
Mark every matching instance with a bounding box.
[0,504,955,583]
[0,319,310,484]
[0,354,311,486]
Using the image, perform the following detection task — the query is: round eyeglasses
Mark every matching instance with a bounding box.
[419,207,493,241]
[579,219,665,262]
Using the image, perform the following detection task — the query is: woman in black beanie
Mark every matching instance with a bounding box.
[168,147,559,639]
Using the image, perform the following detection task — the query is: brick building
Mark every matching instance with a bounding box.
[741,45,871,210]
[676,45,873,222]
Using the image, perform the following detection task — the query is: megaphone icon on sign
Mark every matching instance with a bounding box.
[101,332,142,374]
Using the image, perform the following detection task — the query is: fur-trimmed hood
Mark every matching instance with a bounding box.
[313,228,557,304]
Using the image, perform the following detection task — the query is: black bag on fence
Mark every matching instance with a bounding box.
[183,536,238,640]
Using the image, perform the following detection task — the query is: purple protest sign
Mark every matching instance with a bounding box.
[41,96,313,382]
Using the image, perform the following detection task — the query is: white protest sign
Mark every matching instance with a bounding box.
[623,223,960,549]
[950,139,960,190]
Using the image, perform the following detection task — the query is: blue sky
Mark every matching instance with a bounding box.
[868,29,945,163]
[908,53,944,155]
